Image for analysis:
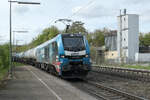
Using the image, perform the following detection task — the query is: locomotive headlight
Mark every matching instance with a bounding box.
[61,55,65,58]
[56,56,59,58]
[85,55,89,57]
[56,56,59,61]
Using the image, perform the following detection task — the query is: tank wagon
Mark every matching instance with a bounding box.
[14,33,91,78]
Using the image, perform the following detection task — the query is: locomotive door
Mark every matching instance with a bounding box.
[49,42,58,64]
[44,45,49,63]
[52,42,58,63]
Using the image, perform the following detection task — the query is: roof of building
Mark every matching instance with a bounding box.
[104,30,117,37]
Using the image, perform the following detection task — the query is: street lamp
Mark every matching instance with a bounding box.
[8,0,40,77]
[13,30,28,46]
[13,30,28,56]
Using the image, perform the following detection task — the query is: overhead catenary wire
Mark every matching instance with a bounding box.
[41,0,97,33]
[68,0,96,19]
[49,0,96,27]
[49,6,69,26]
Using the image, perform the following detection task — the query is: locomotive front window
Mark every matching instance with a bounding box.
[63,37,85,51]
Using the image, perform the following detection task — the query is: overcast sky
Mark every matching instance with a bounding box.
[0,0,150,44]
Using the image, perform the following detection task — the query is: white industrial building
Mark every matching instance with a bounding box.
[135,53,150,62]
[103,10,150,63]
[117,12,139,63]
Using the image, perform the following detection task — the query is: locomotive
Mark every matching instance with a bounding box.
[14,33,91,78]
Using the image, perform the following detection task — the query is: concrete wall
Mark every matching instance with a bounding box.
[135,53,150,62]
[128,15,139,61]
[117,14,139,63]
[105,51,118,59]
[105,36,117,51]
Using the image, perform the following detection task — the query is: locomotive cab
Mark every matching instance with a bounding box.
[59,34,91,78]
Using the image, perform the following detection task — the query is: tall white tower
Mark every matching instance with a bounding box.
[117,10,139,63]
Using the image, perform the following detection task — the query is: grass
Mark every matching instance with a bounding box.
[0,68,8,81]
[0,63,24,81]
[94,63,150,70]
[13,62,25,67]
[122,64,150,70]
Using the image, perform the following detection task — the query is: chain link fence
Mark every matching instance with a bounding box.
[90,46,150,68]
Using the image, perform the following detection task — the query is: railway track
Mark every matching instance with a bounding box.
[84,80,147,100]
[37,65,150,100]
[92,66,150,82]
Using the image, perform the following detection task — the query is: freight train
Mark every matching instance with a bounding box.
[13,33,91,78]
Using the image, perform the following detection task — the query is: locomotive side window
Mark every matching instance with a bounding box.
[44,45,49,59]
[49,44,53,63]
[54,42,58,55]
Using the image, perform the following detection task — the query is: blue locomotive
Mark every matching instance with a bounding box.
[14,33,91,78]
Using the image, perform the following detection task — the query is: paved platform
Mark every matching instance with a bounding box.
[0,66,97,100]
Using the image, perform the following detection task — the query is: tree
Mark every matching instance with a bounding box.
[86,33,93,45]
[16,26,60,52]
[68,21,87,34]
[87,30,105,47]
[139,33,144,46]
[143,33,150,46]
[0,44,9,69]
[139,33,150,47]
[94,30,105,47]
[47,26,59,39]
[31,26,59,47]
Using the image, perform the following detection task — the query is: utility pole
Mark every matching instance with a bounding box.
[13,31,28,47]
[9,1,12,77]
[8,0,40,77]
[119,9,123,63]
[12,30,28,73]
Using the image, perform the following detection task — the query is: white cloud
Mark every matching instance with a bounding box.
[123,0,149,4]
[14,6,30,14]
[72,6,82,13]
[72,4,115,19]
[1,0,150,45]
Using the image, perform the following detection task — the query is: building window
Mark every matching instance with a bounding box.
[124,38,126,41]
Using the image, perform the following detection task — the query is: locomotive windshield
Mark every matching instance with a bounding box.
[62,36,85,51]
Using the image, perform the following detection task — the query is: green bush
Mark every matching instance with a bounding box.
[0,44,9,80]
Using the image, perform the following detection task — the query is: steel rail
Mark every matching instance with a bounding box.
[85,88,109,100]
[86,80,147,100]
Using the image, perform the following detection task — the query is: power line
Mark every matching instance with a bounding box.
[50,0,96,27]
[49,6,68,26]
[68,0,96,19]
[43,0,96,32]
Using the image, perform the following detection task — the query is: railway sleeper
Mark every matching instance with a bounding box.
[96,70,150,82]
